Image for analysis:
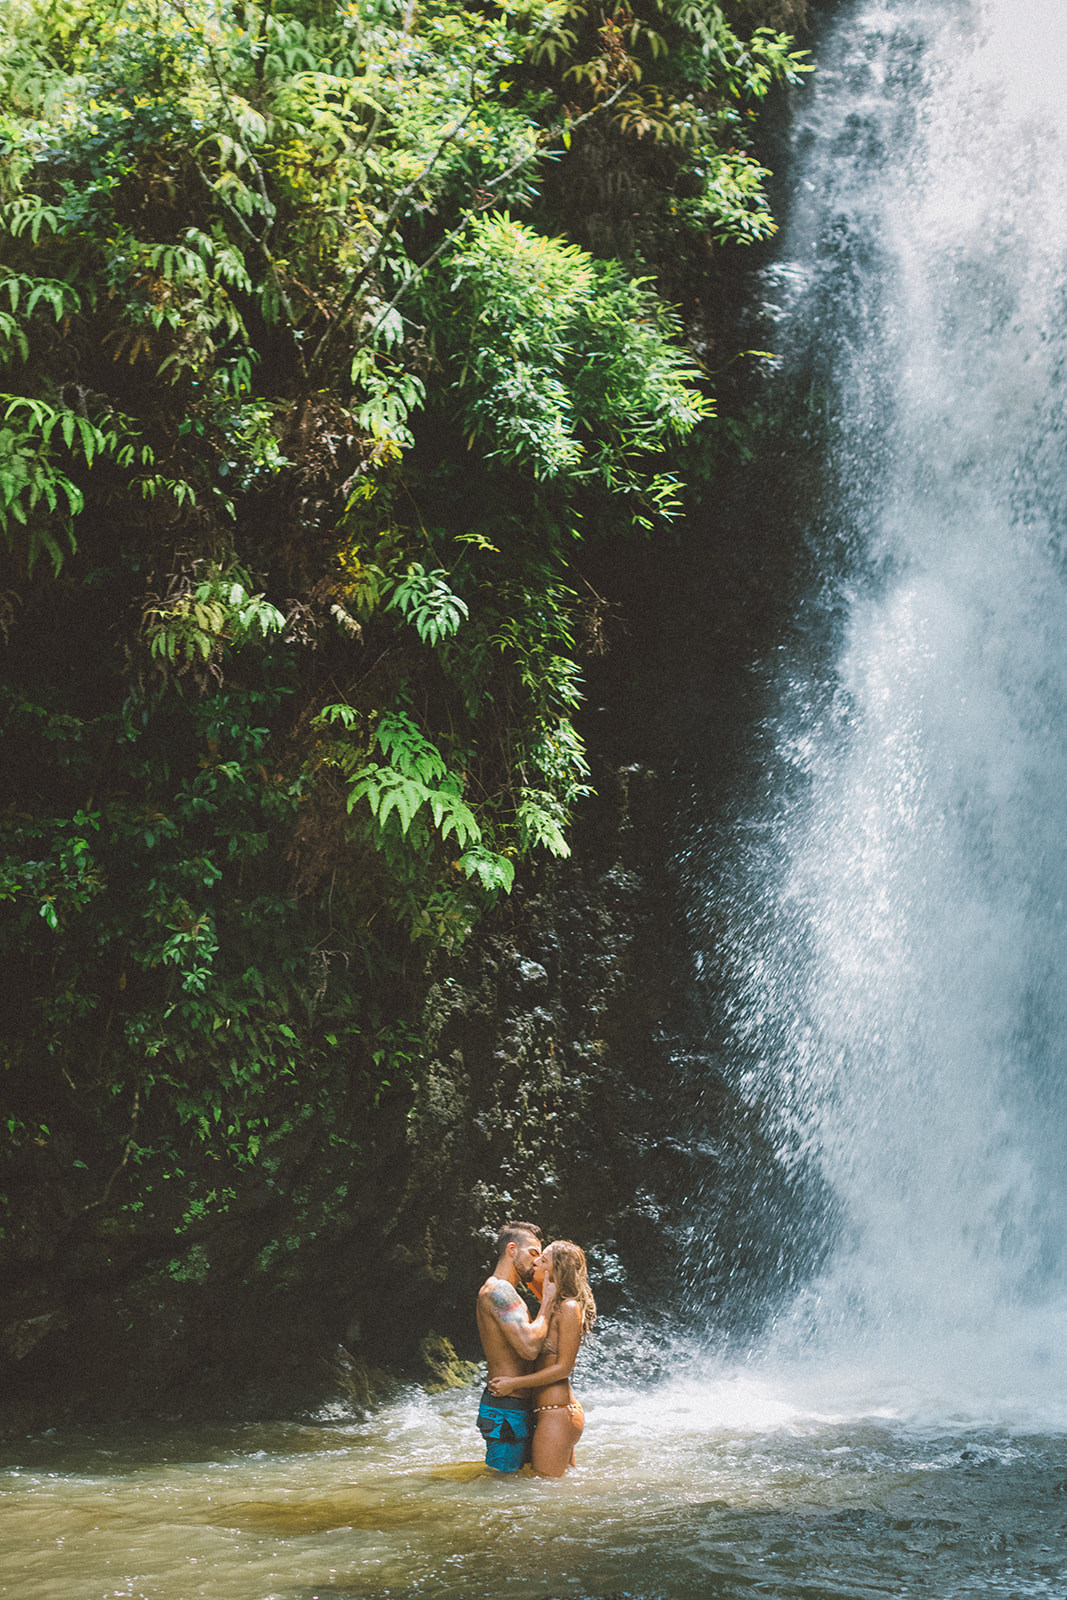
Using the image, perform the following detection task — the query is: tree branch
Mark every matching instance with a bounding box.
[308,99,481,376]
[361,82,630,348]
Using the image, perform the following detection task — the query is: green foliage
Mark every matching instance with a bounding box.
[143,563,287,678]
[0,0,803,1230]
[0,395,150,573]
[429,212,712,533]
[527,0,810,261]
[387,564,469,647]
[323,708,478,848]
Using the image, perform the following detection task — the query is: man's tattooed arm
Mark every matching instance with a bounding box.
[486,1277,556,1359]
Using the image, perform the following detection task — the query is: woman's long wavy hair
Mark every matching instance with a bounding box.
[546,1240,596,1338]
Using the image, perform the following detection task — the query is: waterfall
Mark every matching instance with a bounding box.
[695,0,1067,1407]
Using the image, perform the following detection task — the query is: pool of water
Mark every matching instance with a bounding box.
[4,1356,1067,1600]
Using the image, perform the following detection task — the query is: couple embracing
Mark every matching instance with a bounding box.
[475,1221,596,1477]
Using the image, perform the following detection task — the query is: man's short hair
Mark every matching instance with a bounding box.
[495,1220,542,1257]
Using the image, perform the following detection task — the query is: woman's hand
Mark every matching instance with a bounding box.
[488,1375,518,1397]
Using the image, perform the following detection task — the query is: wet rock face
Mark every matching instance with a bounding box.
[0,404,813,1432]
[0,756,678,1433]
[0,561,807,1434]
[0,625,781,1430]
[368,758,679,1363]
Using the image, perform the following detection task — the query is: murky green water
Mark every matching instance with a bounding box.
[4,1365,1066,1599]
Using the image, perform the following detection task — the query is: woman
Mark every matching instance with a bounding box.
[487,1240,596,1476]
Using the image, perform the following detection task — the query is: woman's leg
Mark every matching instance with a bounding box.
[531,1405,584,1477]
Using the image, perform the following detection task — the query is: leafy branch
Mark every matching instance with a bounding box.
[364,79,630,347]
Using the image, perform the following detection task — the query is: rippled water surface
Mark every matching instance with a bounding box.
[4,1364,1067,1600]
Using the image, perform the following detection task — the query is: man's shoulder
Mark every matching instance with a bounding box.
[478,1276,526,1317]
[479,1274,520,1302]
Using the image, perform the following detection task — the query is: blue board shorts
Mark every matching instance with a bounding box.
[476,1387,534,1472]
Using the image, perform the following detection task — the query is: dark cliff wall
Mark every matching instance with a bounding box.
[0,494,799,1432]
[0,6,835,1436]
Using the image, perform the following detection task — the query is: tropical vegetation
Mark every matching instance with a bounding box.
[0,0,807,1332]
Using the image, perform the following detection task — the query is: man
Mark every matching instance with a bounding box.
[475,1220,557,1472]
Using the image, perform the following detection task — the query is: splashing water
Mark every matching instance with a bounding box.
[699,0,1067,1419]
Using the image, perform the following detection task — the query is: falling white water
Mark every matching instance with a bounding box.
[710,0,1067,1414]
